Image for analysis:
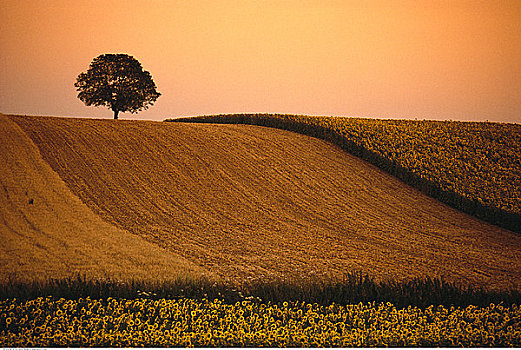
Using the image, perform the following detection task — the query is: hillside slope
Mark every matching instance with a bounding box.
[8,115,521,290]
[172,114,521,232]
[0,114,208,282]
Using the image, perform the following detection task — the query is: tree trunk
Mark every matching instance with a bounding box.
[113,109,119,119]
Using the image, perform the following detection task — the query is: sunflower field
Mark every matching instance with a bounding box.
[169,114,521,232]
[1,297,520,347]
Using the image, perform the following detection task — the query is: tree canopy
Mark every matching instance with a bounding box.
[75,54,161,119]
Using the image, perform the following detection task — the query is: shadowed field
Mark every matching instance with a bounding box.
[4,114,521,290]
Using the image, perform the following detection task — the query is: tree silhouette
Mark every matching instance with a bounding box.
[75,54,161,119]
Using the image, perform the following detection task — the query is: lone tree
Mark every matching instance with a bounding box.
[75,54,161,119]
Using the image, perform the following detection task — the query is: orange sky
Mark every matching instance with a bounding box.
[1,0,520,122]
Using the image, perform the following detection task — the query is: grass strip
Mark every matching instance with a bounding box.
[1,272,519,308]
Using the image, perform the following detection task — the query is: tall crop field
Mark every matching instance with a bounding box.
[2,297,520,347]
[2,274,521,347]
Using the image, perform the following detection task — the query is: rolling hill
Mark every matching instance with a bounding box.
[172,114,521,232]
[0,114,208,282]
[3,114,521,290]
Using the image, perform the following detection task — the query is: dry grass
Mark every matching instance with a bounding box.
[4,114,521,290]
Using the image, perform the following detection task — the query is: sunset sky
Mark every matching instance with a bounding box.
[1,0,520,123]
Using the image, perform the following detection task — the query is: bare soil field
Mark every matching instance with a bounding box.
[5,114,521,290]
[0,114,208,282]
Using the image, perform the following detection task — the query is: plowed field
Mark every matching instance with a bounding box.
[5,114,521,290]
[0,114,208,282]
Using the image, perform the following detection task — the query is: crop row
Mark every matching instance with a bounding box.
[169,114,521,232]
[1,297,520,347]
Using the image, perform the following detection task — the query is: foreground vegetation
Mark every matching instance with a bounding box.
[1,274,520,347]
[2,297,520,347]
[2,273,520,309]
[169,114,521,233]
